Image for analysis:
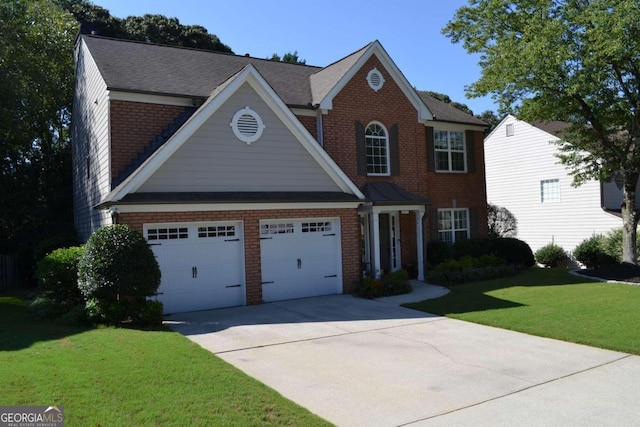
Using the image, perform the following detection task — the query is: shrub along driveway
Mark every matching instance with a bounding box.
[168,282,640,427]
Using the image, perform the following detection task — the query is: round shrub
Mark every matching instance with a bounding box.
[426,240,453,268]
[78,225,161,324]
[574,235,616,269]
[535,243,567,267]
[35,246,85,310]
[490,238,535,267]
[452,238,491,259]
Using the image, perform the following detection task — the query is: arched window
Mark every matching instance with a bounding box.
[365,122,389,175]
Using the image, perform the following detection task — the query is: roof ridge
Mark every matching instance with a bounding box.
[81,34,323,69]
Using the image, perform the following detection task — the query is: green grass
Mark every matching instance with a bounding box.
[0,296,331,426]
[406,268,640,355]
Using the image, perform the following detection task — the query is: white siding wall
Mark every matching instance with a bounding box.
[71,40,111,241]
[485,115,621,255]
[139,83,341,193]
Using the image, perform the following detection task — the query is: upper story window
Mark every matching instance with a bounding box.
[506,123,514,137]
[434,130,466,172]
[438,208,469,244]
[540,179,560,202]
[365,122,389,176]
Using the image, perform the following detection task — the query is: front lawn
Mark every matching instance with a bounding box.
[0,296,330,426]
[406,268,640,355]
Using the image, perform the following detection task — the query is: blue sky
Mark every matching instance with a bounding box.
[95,0,497,115]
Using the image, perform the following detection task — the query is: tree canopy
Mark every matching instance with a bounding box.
[444,0,640,263]
[57,0,233,53]
[0,0,78,266]
[269,51,306,65]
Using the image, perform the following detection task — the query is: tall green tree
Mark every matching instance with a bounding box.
[269,51,306,64]
[444,0,640,264]
[0,0,78,272]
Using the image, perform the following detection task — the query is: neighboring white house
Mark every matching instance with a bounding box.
[484,114,621,255]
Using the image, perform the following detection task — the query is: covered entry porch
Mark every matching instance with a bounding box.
[359,183,429,281]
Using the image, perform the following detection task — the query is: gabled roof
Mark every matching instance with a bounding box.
[418,93,487,126]
[102,64,365,205]
[486,114,571,140]
[309,40,433,122]
[361,182,430,206]
[80,35,485,125]
[82,35,320,106]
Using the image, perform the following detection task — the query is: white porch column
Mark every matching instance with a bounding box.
[371,212,382,279]
[416,210,425,281]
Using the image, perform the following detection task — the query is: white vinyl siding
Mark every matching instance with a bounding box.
[485,115,621,254]
[71,39,112,241]
[139,83,341,193]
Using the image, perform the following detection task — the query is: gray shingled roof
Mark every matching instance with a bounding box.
[532,121,571,137]
[82,35,485,125]
[418,93,487,126]
[361,182,430,206]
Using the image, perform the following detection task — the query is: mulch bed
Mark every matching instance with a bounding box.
[577,263,640,284]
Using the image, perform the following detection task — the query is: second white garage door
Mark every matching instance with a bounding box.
[260,218,342,302]
[145,221,245,314]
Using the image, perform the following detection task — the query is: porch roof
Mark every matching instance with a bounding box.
[361,182,430,206]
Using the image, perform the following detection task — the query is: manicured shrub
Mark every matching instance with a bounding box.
[35,246,85,311]
[478,254,506,267]
[574,235,616,269]
[78,225,161,325]
[426,240,453,268]
[490,238,535,267]
[382,269,411,295]
[452,238,491,260]
[355,269,411,299]
[140,300,164,327]
[535,243,568,267]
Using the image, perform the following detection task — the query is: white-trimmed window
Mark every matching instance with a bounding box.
[230,106,265,144]
[438,208,469,243]
[147,227,189,240]
[365,122,389,175]
[261,223,294,235]
[434,130,466,172]
[541,179,560,202]
[506,123,514,137]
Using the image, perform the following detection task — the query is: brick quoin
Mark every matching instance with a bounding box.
[110,100,190,180]
[119,208,360,305]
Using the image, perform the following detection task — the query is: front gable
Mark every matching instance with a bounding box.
[104,65,364,205]
[311,41,433,123]
[138,82,339,193]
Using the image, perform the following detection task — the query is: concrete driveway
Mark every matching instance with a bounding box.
[167,283,640,426]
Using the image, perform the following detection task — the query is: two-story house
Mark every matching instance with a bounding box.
[72,35,488,314]
[485,114,622,255]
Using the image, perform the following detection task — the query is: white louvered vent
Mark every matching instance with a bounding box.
[230,107,265,144]
[366,68,385,92]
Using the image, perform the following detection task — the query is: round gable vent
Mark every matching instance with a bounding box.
[230,107,265,144]
[366,67,385,92]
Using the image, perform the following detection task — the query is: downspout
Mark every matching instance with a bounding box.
[316,108,324,146]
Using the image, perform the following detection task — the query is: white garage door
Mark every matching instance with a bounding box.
[145,222,245,314]
[260,218,341,302]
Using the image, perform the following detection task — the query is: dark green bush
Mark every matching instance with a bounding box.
[490,238,535,267]
[452,238,491,259]
[426,240,453,268]
[428,264,518,285]
[140,300,164,327]
[535,243,568,267]
[30,296,56,319]
[35,246,85,311]
[78,225,161,325]
[355,269,411,299]
[574,235,616,269]
[478,254,506,267]
[383,269,411,295]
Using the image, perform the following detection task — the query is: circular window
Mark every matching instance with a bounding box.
[230,107,265,144]
[366,68,385,92]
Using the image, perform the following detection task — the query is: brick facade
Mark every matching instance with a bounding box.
[109,100,190,181]
[119,208,361,305]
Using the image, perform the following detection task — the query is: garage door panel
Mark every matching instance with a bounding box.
[146,221,244,314]
[260,218,341,303]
